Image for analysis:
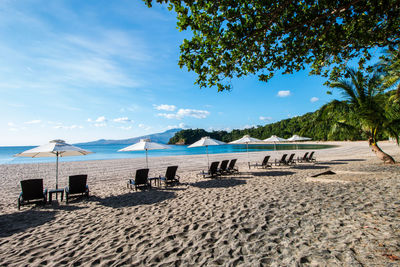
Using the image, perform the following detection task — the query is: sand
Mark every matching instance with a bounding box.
[0,141,399,266]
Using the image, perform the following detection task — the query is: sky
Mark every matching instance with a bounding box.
[0,0,352,146]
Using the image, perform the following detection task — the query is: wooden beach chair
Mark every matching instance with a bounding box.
[275,154,288,166]
[128,168,151,191]
[297,152,309,163]
[198,161,221,178]
[306,151,316,162]
[227,159,239,174]
[160,166,180,187]
[218,160,230,175]
[249,155,272,169]
[18,179,48,210]
[65,175,89,203]
[287,153,296,165]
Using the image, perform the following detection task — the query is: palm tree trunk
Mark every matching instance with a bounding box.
[368,137,396,164]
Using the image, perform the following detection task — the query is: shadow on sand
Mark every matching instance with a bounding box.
[332,159,367,162]
[92,190,176,208]
[191,178,247,189]
[315,161,348,165]
[0,209,57,238]
[292,165,330,170]
[250,171,296,176]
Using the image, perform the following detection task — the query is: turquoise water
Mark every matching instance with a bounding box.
[0,143,334,165]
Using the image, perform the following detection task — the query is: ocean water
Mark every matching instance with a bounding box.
[0,143,334,165]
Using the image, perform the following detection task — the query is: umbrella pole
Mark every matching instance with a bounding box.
[246,143,249,163]
[206,146,209,169]
[146,149,149,168]
[56,152,59,190]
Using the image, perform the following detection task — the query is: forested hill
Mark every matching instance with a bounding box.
[168,100,376,145]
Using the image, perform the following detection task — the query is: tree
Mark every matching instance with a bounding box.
[380,48,400,101]
[329,68,399,164]
[145,0,400,91]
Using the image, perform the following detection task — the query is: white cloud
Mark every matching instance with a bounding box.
[310,97,319,103]
[158,109,210,120]
[167,123,187,129]
[7,122,15,127]
[24,120,41,124]
[94,123,107,127]
[154,104,176,112]
[54,125,83,130]
[113,117,131,123]
[87,118,92,122]
[277,90,291,97]
[118,126,132,130]
[95,116,107,122]
[259,116,272,121]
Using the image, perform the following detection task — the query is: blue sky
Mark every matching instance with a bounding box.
[0,1,354,145]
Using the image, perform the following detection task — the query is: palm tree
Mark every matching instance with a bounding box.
[380,48,400,101]
[329,68,398,164]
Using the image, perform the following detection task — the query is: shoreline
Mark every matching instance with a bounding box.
[0,141,399,266]
[0,142,336,165]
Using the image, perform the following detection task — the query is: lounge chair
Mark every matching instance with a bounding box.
[297,152,309,163]
[198,161,221,178]
[286,153,296,165]
[160,166,180,186]
[128,168,151,191]
[218,160,230,175]
[275,154,288,166]
[306,151,316,162]
[65,175,89,203]
[249,155,272,169]
[227,159,239,174]
[18,179,47,210]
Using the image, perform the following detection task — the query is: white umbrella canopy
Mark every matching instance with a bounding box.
[263,135,288,142]
[229,135,262,144]
[118,139,169,168]
[263,135,288,150]
[229,135,262,163]
[14,139,93,189]
[188,136,226,148]
[188,136,226,168]
[287,135,312,141]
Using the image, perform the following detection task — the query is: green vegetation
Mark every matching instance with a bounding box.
[145,0,400,91]
[168,99,374,145]
[328,68,399,163]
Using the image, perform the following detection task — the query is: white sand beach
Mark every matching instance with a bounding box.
[0,141,399,266]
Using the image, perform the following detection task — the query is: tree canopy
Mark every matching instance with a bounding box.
[168,99,376,145]
[145,0,400,91]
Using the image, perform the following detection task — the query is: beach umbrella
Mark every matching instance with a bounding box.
[118,139,169,168]
[287,135,312,149]
[263,135,288,150]
[14,140,93,190]
[287,135,312,141]
[188,136,226,168]
[229,135,262,163]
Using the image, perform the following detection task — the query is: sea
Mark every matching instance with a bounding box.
[0,143,334,165]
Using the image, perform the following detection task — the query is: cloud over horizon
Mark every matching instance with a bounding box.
[259,116,272,121]
[158,108,210,120]
[277,90,291,97]
[154,104,176,112]
[310,97,319,102]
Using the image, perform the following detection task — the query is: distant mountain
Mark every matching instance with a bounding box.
[76,128,182,145]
